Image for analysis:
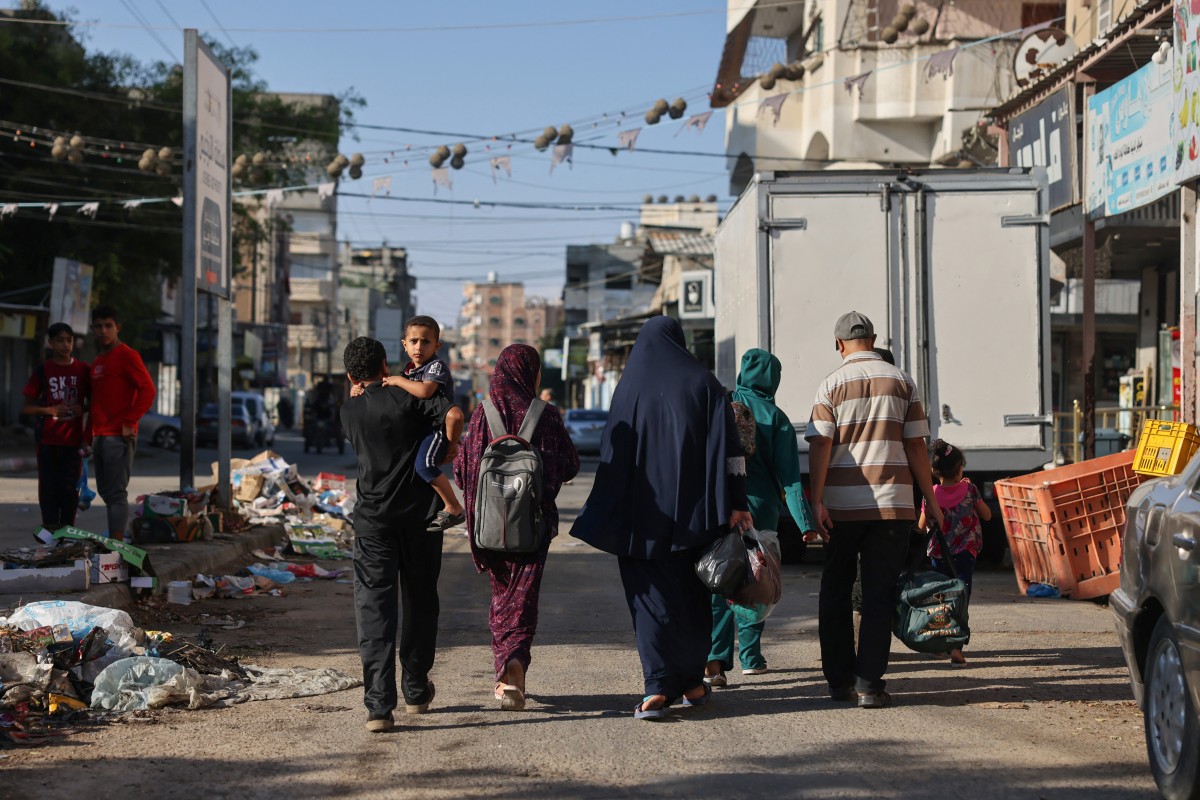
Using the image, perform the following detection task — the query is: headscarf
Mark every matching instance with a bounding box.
[454,344,579,571]
[570,316,741,559]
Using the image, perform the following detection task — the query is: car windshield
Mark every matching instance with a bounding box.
[567,410,608,422]
[201,404,218,416]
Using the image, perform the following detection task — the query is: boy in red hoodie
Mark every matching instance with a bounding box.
[90,306,156,540]
[22,322,91,540]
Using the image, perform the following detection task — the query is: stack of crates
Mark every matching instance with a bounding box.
[995,451,1144,600]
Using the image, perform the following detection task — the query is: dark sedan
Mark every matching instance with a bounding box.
[197,402,255,448]
[1113,456,1200,799]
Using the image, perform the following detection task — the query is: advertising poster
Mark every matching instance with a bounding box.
[1174,0,1200,183]
[49,257,94,334]
[188,37,230,297]
[1086,58,1174,217]
[1008,86,1078,210]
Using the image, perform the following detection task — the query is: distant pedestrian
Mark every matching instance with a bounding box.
[805,311,942,709]
[453,344,579,710]
[340,336,465,733]
[917,439,991,665]
[22,322,90,541]
[352,316,464,532]
[706,349,817,686]
[89,306,156,541]
[572,316,752,721]
[277,395,294,430]
[539,387,555,405]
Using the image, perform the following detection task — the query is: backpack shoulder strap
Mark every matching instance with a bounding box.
[515,398,547,442]
[481,396,507,441]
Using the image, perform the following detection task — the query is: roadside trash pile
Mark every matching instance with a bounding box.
[0,600,360,746]
[1,452,355,596]
[167,550,347,606]
[0,530,156,596]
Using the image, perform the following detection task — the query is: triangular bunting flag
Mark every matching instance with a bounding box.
[432,167,452,193]
[677,112,713,136]
[45,203,58,220]
[122,199,143,211]
[490,156,512,184]
[77,202,100,219]
[926,48,958,81]
[844,71,872,98]
[758,94,788,126]
[0,203,17,219]
[618,128,641,151]
[371,176,392,198]
[265,188,284,207]
[550,143,574,173]
[317,182,336,201]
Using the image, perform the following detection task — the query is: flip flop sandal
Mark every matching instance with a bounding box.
[426,510,465,532]
[495,682,526,711]
[633,696,669,721]
[677,683,713,709]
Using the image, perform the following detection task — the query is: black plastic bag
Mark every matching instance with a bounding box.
[695,529,748,597]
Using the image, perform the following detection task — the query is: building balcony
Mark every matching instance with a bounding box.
[287,324,327,348]
[290,278,334,304]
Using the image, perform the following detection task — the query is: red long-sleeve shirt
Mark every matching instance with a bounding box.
[90,343,156,437]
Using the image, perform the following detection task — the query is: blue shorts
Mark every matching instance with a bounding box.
[415,430,450,483]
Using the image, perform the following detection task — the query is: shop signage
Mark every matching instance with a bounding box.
[1007,86,1077,210]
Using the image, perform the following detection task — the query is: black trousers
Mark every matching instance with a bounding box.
[818,519,910,693]
[353,524,443,716]
[37,443,81,530]
[618,551,710,701]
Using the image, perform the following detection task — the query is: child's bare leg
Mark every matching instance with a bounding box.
[430,473,463,516]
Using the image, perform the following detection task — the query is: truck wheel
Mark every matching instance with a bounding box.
[1144,615,1200,800]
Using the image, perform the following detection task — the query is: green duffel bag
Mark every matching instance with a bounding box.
[893,525,970,654]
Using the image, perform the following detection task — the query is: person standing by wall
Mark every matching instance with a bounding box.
[706,348,817,686]
[22,322,90,542]
[454,344,579,711]
[340,336,464,733]
[805,312,942,709]
[571,316,753,721]
[89,306,155,541]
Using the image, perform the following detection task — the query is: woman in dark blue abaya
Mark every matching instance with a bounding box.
[570,316,752,720]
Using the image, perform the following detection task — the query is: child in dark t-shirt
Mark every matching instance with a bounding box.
[371,316,464,532]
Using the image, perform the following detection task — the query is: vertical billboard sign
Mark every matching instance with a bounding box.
[1008,86,1078,210]
[49,257,94,334]
[1174,0,1200,183]
[185,34,231,297]
[1086,58,1174,217]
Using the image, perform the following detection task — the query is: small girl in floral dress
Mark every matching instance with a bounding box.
[917,439,992,665]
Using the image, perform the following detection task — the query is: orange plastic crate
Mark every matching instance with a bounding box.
[995,450,1144,600]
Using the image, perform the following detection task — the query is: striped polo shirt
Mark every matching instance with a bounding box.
[804,351,930,521]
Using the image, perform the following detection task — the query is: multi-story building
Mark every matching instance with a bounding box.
[714,0,1050,193]
[458,276,562,387]
[336,244,417,371]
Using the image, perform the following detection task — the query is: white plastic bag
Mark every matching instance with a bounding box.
[728,528,783,625]
[8,601,134,639]
[90,656,235,710]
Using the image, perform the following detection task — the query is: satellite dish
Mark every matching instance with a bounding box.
[1013,28,1076,88]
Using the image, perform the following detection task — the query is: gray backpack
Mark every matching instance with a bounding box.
[472,397,546,553]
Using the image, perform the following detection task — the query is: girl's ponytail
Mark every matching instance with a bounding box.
[931,439,965,479]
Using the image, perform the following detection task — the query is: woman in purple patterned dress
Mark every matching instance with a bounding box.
[454,344,579,710]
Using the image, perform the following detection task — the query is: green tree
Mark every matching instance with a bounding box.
[0,2,362,346]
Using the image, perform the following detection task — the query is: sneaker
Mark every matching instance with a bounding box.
[703,672,727,688]
[742,667,768,675]
[32,527,55,545]
[365,712,394,733]
[404,681,435,714]
[857,690,892,709]
[829,686,857,702]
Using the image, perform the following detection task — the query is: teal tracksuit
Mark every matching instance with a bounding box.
[709,349,816,672]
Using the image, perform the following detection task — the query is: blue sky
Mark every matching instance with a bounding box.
[63,1,733,326]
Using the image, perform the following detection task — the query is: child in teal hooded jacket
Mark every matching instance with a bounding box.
[706,348,817,683]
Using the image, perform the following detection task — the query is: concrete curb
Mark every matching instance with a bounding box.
[80,524,289,611]
[0,456,37,474]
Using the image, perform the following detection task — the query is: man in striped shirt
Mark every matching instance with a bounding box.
[804,311,943,709]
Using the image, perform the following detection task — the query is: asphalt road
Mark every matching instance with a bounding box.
[1,455,1160,799]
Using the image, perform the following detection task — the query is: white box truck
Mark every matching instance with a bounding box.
[715,169,1051,559]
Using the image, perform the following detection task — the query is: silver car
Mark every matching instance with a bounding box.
[563,408,608,455]
[138,412,181,450]
[1113,456,1200,799]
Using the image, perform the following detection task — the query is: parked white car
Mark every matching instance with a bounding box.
[231,391,275,447]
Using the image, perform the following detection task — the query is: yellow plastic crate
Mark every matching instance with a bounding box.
[1133,420,1200,477]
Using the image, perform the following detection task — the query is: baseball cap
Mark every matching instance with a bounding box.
[834,311,874,341]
